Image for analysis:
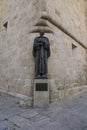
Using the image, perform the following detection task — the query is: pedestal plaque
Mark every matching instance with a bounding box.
[33,79,49,107]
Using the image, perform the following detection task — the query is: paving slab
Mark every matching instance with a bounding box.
[19,110,39,119]
[9,115,33,128]
[16,125,36,130]
[0,123,8,130]
[0,91,87,129]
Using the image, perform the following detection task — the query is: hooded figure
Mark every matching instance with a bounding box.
[33,31,50,79]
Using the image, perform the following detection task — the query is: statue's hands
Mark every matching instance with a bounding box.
[39,42,43,46]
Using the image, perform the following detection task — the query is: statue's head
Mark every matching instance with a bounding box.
[40,31,44,37]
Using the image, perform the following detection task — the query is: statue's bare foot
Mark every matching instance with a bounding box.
[35,75,41,79]
[42,75,47,79]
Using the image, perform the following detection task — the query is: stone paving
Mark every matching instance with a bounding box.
[0,91,87,130]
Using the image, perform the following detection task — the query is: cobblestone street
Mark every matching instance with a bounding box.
[0,90,87,130]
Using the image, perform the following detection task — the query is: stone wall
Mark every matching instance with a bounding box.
[85,0,87,32]
[45,0,87,47]
[0,0,87,102]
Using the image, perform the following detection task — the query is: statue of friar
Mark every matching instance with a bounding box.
[33,31,50,79]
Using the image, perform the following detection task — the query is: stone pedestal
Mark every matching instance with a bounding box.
[33,79,49,107]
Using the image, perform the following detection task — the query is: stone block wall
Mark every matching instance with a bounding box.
[85,0,87,32]
[0,0,87,102]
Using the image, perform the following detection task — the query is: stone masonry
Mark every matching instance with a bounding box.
[0,0,87,104]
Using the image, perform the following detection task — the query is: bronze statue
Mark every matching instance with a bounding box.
[33,31,50,79]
